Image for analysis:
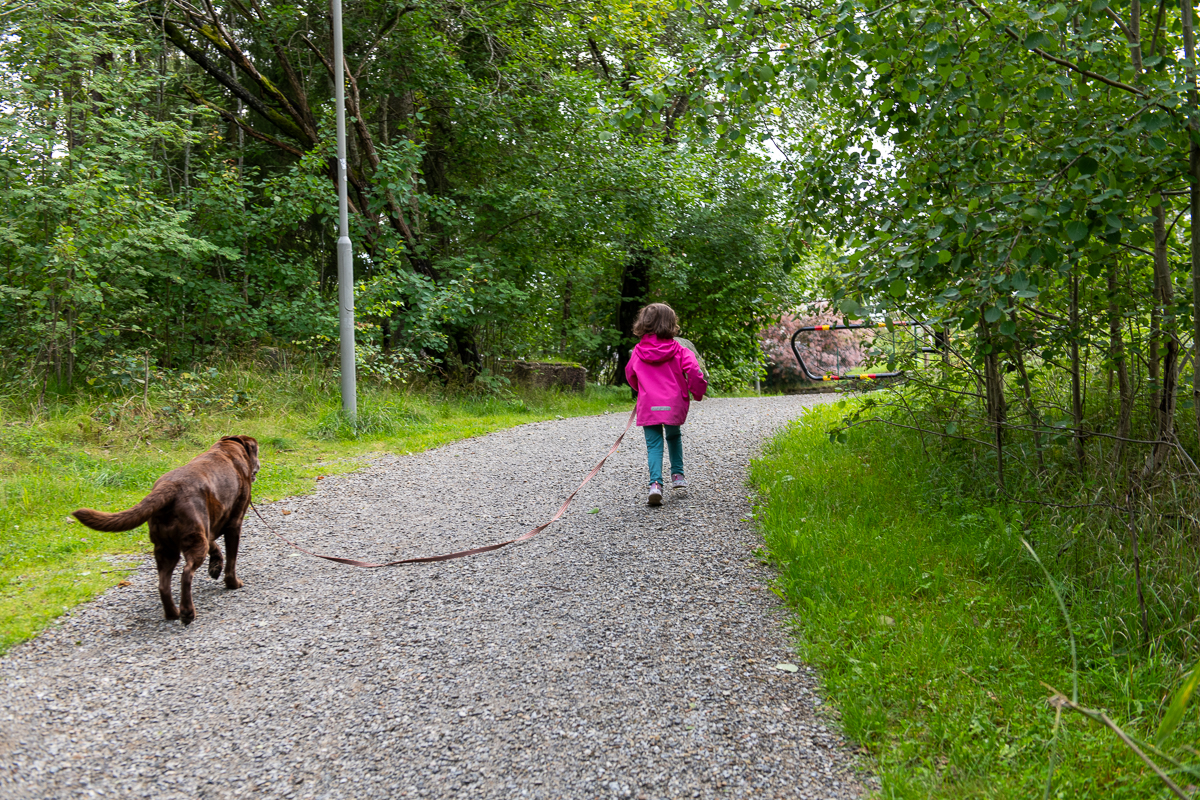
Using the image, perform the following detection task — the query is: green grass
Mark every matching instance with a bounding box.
[749,402,1199,798]
[0,363,631,653]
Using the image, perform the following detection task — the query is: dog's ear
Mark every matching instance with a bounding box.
[221,436,260,479]
[229,435,258,456]
[220,434,256,451]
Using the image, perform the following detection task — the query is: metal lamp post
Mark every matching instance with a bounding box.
[332,0,357,422]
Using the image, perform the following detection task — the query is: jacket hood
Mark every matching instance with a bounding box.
[633,334,681,364]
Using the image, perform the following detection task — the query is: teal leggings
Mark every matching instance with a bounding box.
[643,424,683,486]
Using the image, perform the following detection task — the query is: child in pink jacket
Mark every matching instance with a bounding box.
[624,303,708,506]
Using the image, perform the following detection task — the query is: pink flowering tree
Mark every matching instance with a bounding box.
[759,306,874,385]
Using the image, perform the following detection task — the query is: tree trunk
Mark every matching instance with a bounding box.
[65,299,75,386]
[561,278,573,355]
[1130,0,1143,72]
[1071,269,1086,473]
[1014,347,1045,474]
[51,297,61,386]
[1184,0,1200,455]
[1126,501,1151,648]
[1108,265,1133,465]
[613,249,652,387]
[1150,202,1167,414]
[448,327,481,381]
[1147,200,1179,475]
[982,324,1006,493]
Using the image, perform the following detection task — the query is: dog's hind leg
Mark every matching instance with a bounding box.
[207,538,224,580]
[222,523,244,591]
[154,544,181,621]
[178,536,208,626]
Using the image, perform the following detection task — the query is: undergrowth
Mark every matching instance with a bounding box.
[0,356,631,653]
[750,402,1200,799]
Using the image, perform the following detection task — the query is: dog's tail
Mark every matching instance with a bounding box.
[73,486,176,532]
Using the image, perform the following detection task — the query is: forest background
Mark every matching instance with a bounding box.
[0,0,805,394]
[10,0,1200,795]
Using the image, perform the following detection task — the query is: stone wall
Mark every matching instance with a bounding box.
[501,360,587,393]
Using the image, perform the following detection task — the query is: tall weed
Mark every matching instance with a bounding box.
[751,403,1200,798]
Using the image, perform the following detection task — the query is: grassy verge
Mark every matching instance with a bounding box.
[749,402,1199,798]
[0,362,631,653]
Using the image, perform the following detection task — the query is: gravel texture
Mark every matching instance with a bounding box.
[0,395,863,799]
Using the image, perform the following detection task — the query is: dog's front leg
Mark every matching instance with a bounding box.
[154,545,181,621]
[222,523,244,591]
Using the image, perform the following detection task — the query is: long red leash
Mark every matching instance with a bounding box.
[249,409,637,567]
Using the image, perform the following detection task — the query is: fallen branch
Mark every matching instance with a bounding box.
[1042,683,1193,799]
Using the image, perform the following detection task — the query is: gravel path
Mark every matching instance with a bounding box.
[0,395,862,800]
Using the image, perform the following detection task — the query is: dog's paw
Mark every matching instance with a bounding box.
[164,610,180,621]
[208,559,224,580]
[180,609,196,625]
[225,577,244,590]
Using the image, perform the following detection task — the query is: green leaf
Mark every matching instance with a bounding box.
[1066,221,1090,242]
[1156,663,1200,746]
[1077,155,1099,175]
[984,305,1004,323]
[1024,31,1052,50]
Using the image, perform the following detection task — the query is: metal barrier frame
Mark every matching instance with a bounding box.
[788,320,936,382]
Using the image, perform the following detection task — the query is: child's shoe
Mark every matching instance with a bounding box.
[647,483,663,506]
[671,473,688,489]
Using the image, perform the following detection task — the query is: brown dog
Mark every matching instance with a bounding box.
[73,435,260,625]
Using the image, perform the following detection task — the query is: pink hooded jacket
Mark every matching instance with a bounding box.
[625,334,708,427]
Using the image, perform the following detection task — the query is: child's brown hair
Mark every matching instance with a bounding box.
[632,303,680,339]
